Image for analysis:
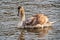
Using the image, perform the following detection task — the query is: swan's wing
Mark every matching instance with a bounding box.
[25,17,35,24]
[25,18,32,24]
[34,21,56,27]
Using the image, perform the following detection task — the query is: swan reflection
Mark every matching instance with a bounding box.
[18,26,53,40]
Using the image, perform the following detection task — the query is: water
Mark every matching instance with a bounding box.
[0,0,60,40]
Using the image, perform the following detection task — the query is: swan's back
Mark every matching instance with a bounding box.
[33,14,48,25]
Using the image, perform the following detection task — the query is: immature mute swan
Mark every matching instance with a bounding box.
[17,6,55,29]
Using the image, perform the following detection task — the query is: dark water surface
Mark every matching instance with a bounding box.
[0,0,60,40]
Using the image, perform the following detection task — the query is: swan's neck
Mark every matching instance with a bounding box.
[20,11,25,26]
[17,6,26,27]
[21,13,25,22]
[18,13,25,27]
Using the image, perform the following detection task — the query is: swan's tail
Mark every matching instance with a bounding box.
[50,21,57,24]
[50,19,60,24]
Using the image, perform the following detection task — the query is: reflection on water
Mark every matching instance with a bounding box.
[18,26,53,40]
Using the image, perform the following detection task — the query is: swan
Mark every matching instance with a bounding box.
[17,6,55,29]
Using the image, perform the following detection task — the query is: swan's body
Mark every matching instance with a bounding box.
[17,6,55,28]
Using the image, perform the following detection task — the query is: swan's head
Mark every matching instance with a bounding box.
[17,6,25,17]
